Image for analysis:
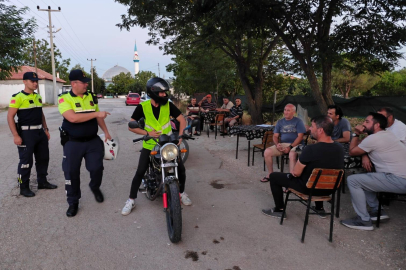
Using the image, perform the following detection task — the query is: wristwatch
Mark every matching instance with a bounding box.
[352,133,359,137]
[289,145,293,149]
[44,127,49,131]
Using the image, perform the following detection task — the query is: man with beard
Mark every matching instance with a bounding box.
[262,115,344,219]
[341,113,406,231]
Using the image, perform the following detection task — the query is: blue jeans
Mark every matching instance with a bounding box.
[187,117,200,133]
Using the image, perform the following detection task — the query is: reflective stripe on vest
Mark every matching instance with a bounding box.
[141,100,172,150]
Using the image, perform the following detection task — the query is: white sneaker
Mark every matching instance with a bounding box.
[121,199,135,216]
[180,192,192,206]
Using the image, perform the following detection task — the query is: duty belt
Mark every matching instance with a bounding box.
[20,124,42,130]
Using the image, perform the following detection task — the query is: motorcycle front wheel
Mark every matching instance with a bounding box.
[165,181,182,243]
[178,140,189,164]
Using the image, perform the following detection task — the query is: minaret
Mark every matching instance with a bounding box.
[133,40,140,75]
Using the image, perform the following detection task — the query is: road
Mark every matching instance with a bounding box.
[0,98,405,269]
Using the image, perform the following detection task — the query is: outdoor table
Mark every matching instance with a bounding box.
[200,111,229,137]
[229,125,274,166]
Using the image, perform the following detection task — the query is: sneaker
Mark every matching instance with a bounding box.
[180,192,192,206]
[340,216,373,231]
[121,199,135,216]
[311,207,327,219]
[261,208,287,219]
[369,210,390,223]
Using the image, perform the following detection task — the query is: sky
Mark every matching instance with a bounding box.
[12,0,175,79]
[8,0,406,80]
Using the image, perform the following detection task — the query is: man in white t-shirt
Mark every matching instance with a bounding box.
[340,112,406,231]
[377,107,406,145]
[216,97,234,112]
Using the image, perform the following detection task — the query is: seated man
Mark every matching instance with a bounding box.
[216,97,234,112]
[198,94,217,131]
[327,105,351,143]
[186,98,201,135]
[262,104,306,182]
[222,98,243,134]
[378,107,406,145]
[340,112,406,231]
[262,115,344,218]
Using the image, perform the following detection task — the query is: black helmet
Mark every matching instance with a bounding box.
[146,77,170,105]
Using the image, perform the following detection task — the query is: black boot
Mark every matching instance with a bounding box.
[38,181,58,189]
[20,186,35,197]
[66,203,79,217]
[91,188,104,203]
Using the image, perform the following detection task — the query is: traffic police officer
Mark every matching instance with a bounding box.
[7,72,57,197]
[58,69,111,217]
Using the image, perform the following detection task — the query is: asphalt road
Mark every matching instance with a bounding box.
[0,98,405,270]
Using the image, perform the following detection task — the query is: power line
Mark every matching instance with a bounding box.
[60,12,92,56]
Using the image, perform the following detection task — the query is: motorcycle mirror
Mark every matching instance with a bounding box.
[128,121,140,129]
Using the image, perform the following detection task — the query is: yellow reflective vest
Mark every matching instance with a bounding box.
[142,100,172,150]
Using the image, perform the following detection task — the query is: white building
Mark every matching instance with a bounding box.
[101,65,131,88]
[0,66,65,106]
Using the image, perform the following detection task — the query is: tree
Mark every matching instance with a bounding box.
[110,72,135,94]
[265,0,406,113]
[370,69,406,96]
[0,1,36,80]
[128,71,157,93]
[116,0,287,124]
[23,39,71,82]
[166,45,243,102]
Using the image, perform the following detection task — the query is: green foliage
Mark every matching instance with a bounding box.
[370,69,406,96]
[0,1,36,79]
[106,71,156,94]
[166,45,243,99]
[23,39,71,82]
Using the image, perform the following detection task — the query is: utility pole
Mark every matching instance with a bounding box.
[33,39,39,95]
[158,63,160,77]
[37,6,61,105]
[87,59,96,93]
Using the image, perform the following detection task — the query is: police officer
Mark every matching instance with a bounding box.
[121,77,192,216]
[7,72,57,197]
[58,69,111,217]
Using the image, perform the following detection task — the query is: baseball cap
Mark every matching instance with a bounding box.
[69,69,91,83]
[23,72,42,81]
[206,94,212,98]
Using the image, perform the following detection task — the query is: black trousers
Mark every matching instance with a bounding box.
[62,137,104,205]
[129,148,186,199]
[17,129,49,187]
[269,172,332,210]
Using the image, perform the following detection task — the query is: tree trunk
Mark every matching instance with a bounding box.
[303,68,329,115]
[321,61,334,111]
[235,60,264,124]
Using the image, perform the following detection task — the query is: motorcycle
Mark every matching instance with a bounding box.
[129,119,198,243]
[170,118,191,163]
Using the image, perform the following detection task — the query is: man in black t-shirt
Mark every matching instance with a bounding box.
[262,115,344,219]
[186,98,201,135]
[122,77,191,216]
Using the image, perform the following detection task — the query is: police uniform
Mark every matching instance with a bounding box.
[9,73,51,194]
[58,89,104,206]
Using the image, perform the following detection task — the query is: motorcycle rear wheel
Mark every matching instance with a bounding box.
[165,181,182,243]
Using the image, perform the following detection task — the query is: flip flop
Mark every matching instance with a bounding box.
[260,177,270,183]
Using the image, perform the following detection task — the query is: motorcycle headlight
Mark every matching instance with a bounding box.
[161,144,178,161]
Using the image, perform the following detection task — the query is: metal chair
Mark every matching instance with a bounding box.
[252,131,274,171]
[208,113,225,139]
[376,192,406,228]
[280,168,344,243]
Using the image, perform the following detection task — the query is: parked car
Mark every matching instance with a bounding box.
[96,93,104,99]
[126,93,141,106]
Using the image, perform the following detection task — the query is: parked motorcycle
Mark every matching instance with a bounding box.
[129,119,198,243]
